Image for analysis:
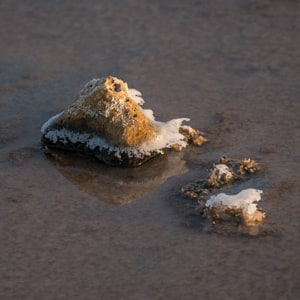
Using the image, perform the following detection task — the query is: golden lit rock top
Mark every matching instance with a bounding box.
[53,76,158,147]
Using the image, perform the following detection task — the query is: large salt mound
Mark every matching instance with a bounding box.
[41,76,206,166]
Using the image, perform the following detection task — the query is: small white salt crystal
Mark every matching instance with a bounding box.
[206,163,234,187]
[214,164,233,180]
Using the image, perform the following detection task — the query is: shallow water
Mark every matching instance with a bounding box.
[1,1,299,299]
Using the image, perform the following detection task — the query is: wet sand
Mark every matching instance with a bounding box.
[0,1,299,299]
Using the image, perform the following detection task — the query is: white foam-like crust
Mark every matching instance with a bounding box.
[128,88,144,105]
[206,188,263,215]
[41,112,63,134]
[41,85,190,159]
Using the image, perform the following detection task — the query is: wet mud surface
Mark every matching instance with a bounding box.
[0,1,299,299]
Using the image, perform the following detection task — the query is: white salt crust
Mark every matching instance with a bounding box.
[206,188,263,216]
[41,82,190,159]
[128,88,144,105]
[212,164,233,180]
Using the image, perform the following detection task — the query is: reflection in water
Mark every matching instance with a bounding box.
[45,149,187,205]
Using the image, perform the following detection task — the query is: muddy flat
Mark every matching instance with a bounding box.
[0,1,299,299]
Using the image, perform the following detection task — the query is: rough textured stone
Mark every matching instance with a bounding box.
[41,76,206,166]
[48,76,158,147]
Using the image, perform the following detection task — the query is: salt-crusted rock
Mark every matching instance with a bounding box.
[205,188,266,226]
[238,158,260,175]
[206,164,234,188]
[41,76,206,166]
[179,125,207,146]
[180,156,265,235]
[181,156,260,201]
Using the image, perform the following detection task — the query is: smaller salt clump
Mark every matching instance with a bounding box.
[181,156,260,201]
[205,188,266,226]
[41,76,206,166]
[181,156,266,234]
[206,164,234,188]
